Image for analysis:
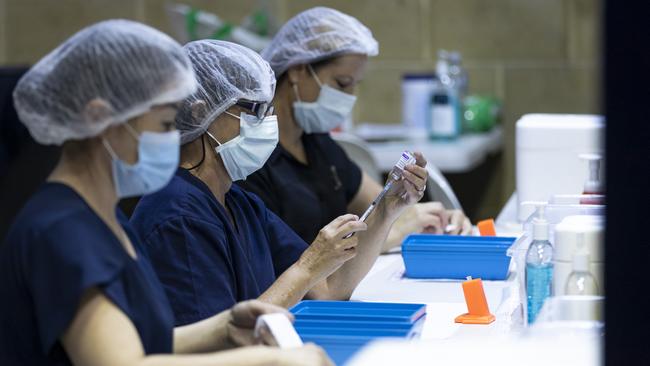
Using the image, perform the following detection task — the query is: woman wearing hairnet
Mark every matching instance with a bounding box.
[238,7,472,251]
[129,39,427,326]
[0,20,332,366]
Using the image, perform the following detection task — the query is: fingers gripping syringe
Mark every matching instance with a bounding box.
[343,151,416,239]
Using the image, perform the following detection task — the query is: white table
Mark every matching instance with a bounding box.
[354,125,503,173]
[350,253,523,342]
[345,220,604,365]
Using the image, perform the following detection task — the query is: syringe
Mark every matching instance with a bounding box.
[343,151,416,239]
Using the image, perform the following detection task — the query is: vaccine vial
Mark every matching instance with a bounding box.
[389,151,416,181]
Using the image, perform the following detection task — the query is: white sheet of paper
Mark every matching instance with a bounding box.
[254,313,303,349]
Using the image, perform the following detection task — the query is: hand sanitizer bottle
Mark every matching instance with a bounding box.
[565,233,599,295]
[526,203,554,324]
[579,154,605,205]
[429,50,461,139]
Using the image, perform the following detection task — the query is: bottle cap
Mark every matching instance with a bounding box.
[530,203,549,241]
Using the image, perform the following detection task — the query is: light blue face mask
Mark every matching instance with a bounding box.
[292,64,357,134]
[102,124,180,199]
[206,111,279,182]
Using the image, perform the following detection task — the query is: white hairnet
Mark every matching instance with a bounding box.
[261,7,379,76]
[176,39,276,145]
[13,19,197,146]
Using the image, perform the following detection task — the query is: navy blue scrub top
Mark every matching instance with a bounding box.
[0,183,174,366]
[130,168,308,326]
[238,133,362,244]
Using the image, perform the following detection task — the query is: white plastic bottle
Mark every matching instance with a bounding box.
[525,204,554,324]
[579,153,605,205]
[429,50,461,139]
[564,233,599,295]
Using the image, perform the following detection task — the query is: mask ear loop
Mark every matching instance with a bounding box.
[291,82,302,103]
[187,126,224,172]
[205,130,222,146]
[292,64,322,103]
[101,138,119,161]
[102,121,139,162]
[123,122,141,140]
[307,64,323,87]
[223,110,241,121]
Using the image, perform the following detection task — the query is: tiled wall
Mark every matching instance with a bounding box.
[0,0,602,217]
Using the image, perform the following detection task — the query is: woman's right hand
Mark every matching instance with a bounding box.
[275,344,334,366]
[300,214,367,279]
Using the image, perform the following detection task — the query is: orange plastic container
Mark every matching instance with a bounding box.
[454,277,495,324]
[477,219,496,236]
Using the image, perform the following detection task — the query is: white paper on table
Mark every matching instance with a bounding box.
[254,313,303,349]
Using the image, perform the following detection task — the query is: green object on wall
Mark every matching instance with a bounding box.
[185,7,233,41]
[462,95,501,132]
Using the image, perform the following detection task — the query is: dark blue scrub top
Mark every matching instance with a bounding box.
[238,133,362,244]
[0,183,174,366]
[130,168,308,326]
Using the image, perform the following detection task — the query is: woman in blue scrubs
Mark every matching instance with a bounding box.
[0,20,330,366]
[130,40,429,325]
[239,7,472,251]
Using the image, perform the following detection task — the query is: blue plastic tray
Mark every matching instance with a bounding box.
[294,318,416,331]
[294,317,425,338]
[299,334,373,365]
[290,300,426,324]
[290,301,427,365]
[295,323,419,365]
[402,234,516,280]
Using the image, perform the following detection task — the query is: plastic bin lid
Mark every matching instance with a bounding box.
[515,114,604,150]
[401,234,516,253]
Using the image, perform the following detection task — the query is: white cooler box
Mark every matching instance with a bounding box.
[516,114,605,221]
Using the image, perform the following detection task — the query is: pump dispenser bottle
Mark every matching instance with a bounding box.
[579,154,604,204]
[525,203,554,324]
[565,233,599,295]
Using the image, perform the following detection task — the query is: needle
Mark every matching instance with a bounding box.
[343,181,393,239]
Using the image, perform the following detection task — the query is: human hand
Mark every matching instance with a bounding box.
[383,151,428,218]
[226,300,294,347]
[274,343,334,366]
[301,214,367,279]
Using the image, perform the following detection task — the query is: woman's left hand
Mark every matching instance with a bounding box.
[384,151,428,218]
[226,300,294,347]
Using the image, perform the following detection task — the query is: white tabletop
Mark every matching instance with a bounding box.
[345,225,604,365]
[354,125,503,173]
[350,253,523,342]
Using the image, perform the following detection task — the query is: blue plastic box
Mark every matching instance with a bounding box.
[401,234,516,280]
[290,301,426,365]
[290,300,426,323]
[297,334,374,365]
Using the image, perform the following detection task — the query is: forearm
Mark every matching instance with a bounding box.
[142,345,278,366]
[380,205,422,252]
[326,203,400,299]
[173,309,233,354]
[258,261,321,308]
[382,227,403,253]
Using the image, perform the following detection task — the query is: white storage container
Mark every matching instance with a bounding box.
[516,114,605,221]
[553,215,604,296]
[401,74,435,136]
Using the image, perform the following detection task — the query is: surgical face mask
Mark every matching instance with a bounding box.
[292,65,357,134]
[207,111,279,181]
[102,124,180,199]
